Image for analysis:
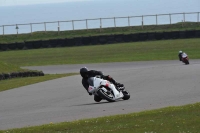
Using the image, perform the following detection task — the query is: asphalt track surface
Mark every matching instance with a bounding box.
[1,60,200,130]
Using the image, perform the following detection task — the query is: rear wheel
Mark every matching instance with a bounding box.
[97,89,115,102]
[122,90,130,100]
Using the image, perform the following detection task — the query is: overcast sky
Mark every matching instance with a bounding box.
[1,0,199,7]
[0,0,91,6]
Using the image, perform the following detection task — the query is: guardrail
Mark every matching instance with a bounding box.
[0,12,199,35]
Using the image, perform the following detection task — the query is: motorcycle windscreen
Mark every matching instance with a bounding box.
[87,77,94,86]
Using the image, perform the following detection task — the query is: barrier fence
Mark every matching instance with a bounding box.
[0,12,199,35]
[1,30,200,51]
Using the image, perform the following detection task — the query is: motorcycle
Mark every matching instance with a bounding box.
[182,53,189,65]
[87,76,130,102]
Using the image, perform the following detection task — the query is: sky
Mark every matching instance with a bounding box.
[0,0,91,6]
[0,0,199,34]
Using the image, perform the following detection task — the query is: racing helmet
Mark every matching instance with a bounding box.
[80,67,88,78]
[179,50,183,54]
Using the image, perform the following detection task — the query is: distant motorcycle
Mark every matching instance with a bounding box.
[87,76,130,102]
[182,53,189,65]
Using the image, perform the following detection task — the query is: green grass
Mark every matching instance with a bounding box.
[0,22,200,43]
[0,73,77,92]
[0,62,25,73]
[1,102,199,133]
[0,38,200,66]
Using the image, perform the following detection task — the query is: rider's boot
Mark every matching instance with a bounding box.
[106,75,125,90]
[115,82,125,90]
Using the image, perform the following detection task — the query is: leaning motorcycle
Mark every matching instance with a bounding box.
[182,54,189,65]
[87,76,130,102]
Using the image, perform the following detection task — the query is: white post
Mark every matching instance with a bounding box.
[183,12,185,22]
[86,19,88,30]
[100,18,102,28]
[156,14,158,25]
[198,12,199,22]
[141,15,144,29]
[16,24,19,35]
[30,23,32,34]
[128,16,130,27]
[114,17,116,27]
[169,14,171,24]
[3,25,4,35]
[57,21,60,35]
[72,20,74,30]
[100,18,102,31]
[44,22,46,33]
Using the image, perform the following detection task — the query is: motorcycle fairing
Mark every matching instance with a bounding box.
[89,77,123,100]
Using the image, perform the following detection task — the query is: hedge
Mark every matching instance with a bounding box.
[0,30,200,51]
[0,71,44,81]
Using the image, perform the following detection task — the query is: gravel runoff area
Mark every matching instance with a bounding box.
[0,60,200,130]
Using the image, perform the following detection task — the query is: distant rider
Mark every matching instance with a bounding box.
[178,50,188,61]
[80,67,124,101]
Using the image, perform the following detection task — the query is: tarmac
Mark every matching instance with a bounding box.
[0,60,200,130]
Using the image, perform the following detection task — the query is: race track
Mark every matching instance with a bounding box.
[0,60,200,130]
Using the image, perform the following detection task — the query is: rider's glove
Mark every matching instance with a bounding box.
[100,75,105,79]
[89,93,92,96]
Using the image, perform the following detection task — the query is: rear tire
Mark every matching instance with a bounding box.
[97,89,115,102]
[122,90,130,100]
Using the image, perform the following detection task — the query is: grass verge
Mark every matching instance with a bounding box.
[0,38,200,66]
[0,62,25,73]
[0,22,200,43]
[1,102,199,133]
[0,73,77,92]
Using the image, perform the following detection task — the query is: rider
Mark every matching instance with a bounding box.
[178,50,188,61]
[80,67,124,96]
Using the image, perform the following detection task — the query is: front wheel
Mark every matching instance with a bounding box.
[122,90,130,100]
[185,60,189,65]
[97,89,115,102]
[94,95,102,102]
[183,58,189,65]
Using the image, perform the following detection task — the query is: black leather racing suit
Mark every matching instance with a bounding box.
[178,53,182,61]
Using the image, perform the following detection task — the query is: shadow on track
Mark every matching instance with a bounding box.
[73,99,125,107]
[73,101,109,107]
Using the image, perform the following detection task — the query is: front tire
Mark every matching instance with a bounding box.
[97,89,115,102]
[185,60,189,65]
[183,58,189,65]
[94,95,102,102]
[122,90,130,100]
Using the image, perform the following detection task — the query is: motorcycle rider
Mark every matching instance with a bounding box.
[178,50,188,61]
[80,67,124,102]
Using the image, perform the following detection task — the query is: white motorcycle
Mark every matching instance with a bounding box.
[181,53,189,65]
[87,76,130,102]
